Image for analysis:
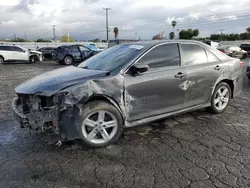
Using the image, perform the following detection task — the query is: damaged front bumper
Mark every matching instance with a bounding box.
[12,95,59,132]
[12,93,82,141]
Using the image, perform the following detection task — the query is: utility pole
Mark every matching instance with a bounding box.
[24,31,27,41]
[103,8,111,42]
[219,29,224,41]
[52,25,56,42]
[13,33,16,40]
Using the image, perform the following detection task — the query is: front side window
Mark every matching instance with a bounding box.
[136,43,180,70]
[12,46,23,52]
[181,44,207,65]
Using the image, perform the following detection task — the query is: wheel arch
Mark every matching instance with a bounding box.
[64,54,74,60]
[214,79,234,98]
[0,55,4,61]
[83,94,125,120]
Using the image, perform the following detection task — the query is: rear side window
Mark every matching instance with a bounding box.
[206,50,219,62]
[136,43,180,70]
[0,46,12,51]
[181,44,207,65]
[69,46,79,53]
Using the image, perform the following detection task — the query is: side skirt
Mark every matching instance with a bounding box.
[124,103,210,128]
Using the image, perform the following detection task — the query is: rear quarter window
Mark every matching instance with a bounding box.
[180,43,207,65]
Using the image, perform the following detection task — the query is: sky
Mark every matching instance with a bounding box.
[0,0,250,40]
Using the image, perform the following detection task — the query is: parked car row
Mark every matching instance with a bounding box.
[203,40,249,59]
[52,44,102,65]
[0,43,103,65]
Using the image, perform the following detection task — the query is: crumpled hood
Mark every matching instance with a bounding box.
[29,50,42,55]
[15,66,109,96]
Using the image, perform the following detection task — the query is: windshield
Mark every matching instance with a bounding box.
[78,44,144,71]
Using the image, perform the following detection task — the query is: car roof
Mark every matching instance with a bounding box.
[120,40,209,49]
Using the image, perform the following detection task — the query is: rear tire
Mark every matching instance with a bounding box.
[0,56,4,64]
[63,56,73,65]
[78,101,123,148]
[209,82,231,114]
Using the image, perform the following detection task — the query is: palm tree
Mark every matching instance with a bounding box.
[113,27,119,40]
[171,21,177,39]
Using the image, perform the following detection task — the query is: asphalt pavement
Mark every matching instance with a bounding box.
[1,59,250,188]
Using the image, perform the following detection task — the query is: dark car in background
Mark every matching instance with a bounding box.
[12,40,243,148]
[217,45,247,59]
[53,44,99,65]
[240,43,250,56]
[37,47,55,60]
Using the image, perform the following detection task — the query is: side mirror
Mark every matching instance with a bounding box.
[22,50,26,53]
[130,64,149,75]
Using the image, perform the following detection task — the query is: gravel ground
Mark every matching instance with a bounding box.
[1,60,250,188]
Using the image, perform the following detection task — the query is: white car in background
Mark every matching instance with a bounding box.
[0,44,42,64]
[204,41,222,48]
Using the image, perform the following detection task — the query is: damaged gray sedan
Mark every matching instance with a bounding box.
[12,40,243,147]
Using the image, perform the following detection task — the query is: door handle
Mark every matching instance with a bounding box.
[175,72,185,79]
[214,65,221,71]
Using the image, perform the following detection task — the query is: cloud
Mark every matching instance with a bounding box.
[0,0,250,40]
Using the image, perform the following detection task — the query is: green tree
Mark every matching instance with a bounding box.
[179,29,199,39]
[169,32,175,39]
[210,34,221,41]
[35,39,52,42]
[61,34,75,42]
[246,27,250,33]
[193,29,199,37]
[9,38,26,42]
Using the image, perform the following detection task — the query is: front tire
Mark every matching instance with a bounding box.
[78,101,123,148]
[209,82,231,114]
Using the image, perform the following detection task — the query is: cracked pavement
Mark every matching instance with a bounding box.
[1,60,250,188]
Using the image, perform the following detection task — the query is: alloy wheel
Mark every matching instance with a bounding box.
[81,110,118,144]
[213,86,230,111]
[64,56,73,65]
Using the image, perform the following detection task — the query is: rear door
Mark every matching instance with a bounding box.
[69,45,82,61]
[180,43,226,108]
[0,46,14,61]
[78,45,92,60]
[123,43,187,121]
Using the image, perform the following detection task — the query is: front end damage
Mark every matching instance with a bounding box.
[12,74,128,142]
[29,50,43,62]
[12,94,65,134]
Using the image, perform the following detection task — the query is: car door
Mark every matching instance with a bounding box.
[180,43,225,108]
[12,46,28,61]
[123,43,187,121]
[0,46,14,61]
[69,45,82,61]
[78,45,91,60]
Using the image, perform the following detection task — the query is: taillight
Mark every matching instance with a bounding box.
[240,61,244,67]
[219,49,225,53]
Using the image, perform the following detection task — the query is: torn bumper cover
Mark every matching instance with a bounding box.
[12,93,83,140]
[12,95,60,133]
